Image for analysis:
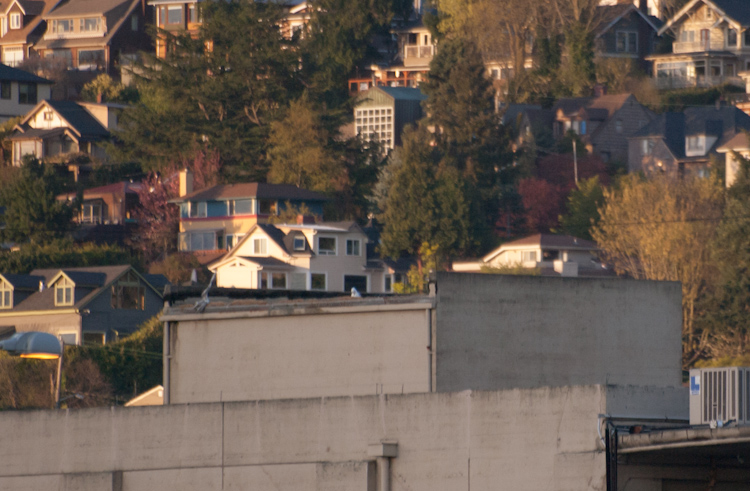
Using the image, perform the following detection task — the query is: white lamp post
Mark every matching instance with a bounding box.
[0,332,63,407]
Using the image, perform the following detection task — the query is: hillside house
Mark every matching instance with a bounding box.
[595,3,662,69]
[32,0,152,76]
[452,234,608,277]
[0,0,61,66]
[0,63,51,121]
[552,92,656,164]
[0,265,165,345]
[209,220,395,293]
[628,104,750,177]
[649,0,750,89]
[354,86,425,151]
[7,99,119,166]
[171,171,328,261]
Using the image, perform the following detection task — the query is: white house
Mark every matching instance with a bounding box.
[453,233,606,277]
[210,220,391,293]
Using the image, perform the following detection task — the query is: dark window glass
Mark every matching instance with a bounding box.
[0,82,10,99]
[18,83,36,104]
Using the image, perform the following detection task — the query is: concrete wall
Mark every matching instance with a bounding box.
[0,384,686,491]
[434,273,682,392]
[164,301,434,404]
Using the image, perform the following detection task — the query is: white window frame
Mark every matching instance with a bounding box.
[0,280,12,309]
[253,237,268,255]
[522,251,537,263]
[317,236,337,255]
[9,12,20,30]
[293,237,306,251]
[346,239,360,256]
[55,277,74,306]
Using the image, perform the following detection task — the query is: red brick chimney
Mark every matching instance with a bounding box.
[296,214,315,225]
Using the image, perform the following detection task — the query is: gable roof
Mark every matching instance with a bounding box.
[0,0,60,45]
[57,180,142,200]
[0,272,43,290]
[553,94,634,120]
[36,0,140,49]
[173,183,329,204]
[596,4,661,37]
[17,99,109,140]
[659,0,750,35]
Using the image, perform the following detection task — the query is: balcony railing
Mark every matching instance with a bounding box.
[404,45,434,66]
[673,40,730,53]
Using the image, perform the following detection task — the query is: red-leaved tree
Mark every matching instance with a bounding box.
[130,150,221,264]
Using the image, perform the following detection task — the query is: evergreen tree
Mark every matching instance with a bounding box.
[559,176,604,241]
[116,0,302,178]
[380,127,472,267]
[0,159,77,244]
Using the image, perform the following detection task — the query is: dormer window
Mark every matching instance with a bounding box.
[293,237,306,251]
[52,19,74,33]
[687,136,705,153]
[80,17,101,32]
[55,277,74,306]
[0,279,12,309]
[9,13,20,29]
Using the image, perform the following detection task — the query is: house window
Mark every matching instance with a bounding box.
[43,110,53,120]
[522,251,537,262]
[318,237,336,255]
[706,7,712,20]
[354,106,394,150]
[727,63,735,77]
[52,19,74,33]
[346,239,360,256]
[615,119,623,134]
[344,275,367,293]
[178,231,217,251]
[78,49,105,70]
[687,136,704,153]
[311,273,326,290]
[745,30,750,47]
[0,279,11,309]
[80,203,102,224]
[80,17,100,32]
[131,14,138,31]
[111,271,145,310]
[55,278,74,306]
[167,6,182,24]
[259,272,286,289]
[253,237,267,255]
[641,139,654,155]
[227,199,252,215]
[728,29,738,47]
[189,201,207,218]
[293,237,306,251]
[9,13,20,29]
[18,83,36,104]
[188,4,198,23]
[616,31,637,53]
[0,82,10,100]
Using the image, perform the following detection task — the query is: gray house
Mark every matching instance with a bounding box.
[595,3,662,70]
[628,104,750,177]
[0,265,166,345]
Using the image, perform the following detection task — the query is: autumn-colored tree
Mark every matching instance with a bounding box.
[517,177,565,233]
[591,175,724,367]
[129,150,221,264]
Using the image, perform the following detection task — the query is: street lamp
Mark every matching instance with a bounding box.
[0,332,63,407]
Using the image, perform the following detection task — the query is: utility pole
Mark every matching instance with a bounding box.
[573,139,579,185]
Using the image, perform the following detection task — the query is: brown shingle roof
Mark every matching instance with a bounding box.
[174,183,329,203]
[0,0,59,46]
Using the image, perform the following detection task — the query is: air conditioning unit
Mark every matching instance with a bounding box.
[689,367,750,426]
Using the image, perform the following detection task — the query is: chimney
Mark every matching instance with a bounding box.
[179,168,193,197]
[96,91,102,104]
[296,214,315,225]
[593,84,607,97]
[639,0,648,15]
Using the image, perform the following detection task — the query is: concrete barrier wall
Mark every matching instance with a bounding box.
[435,273,682,392]
[0,385,686,491]
[168,306,432,404]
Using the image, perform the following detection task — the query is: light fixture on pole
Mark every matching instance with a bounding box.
[0,332,63,407]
